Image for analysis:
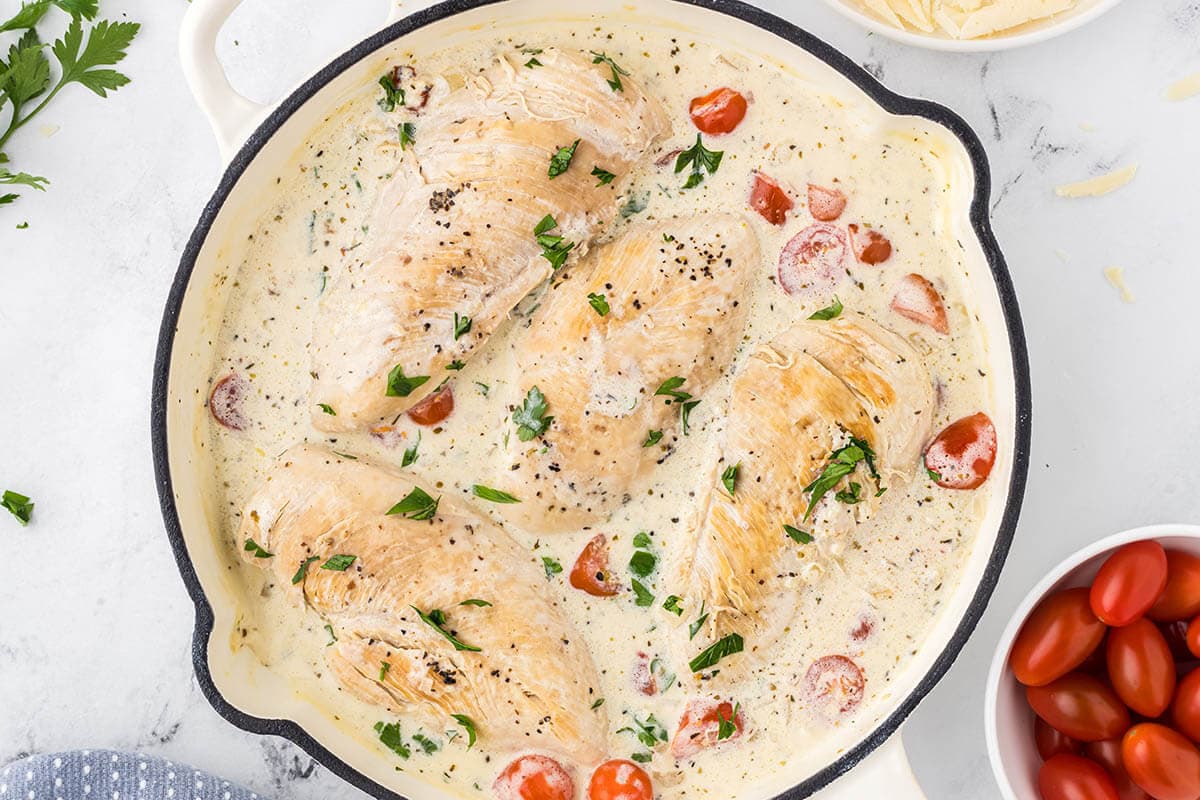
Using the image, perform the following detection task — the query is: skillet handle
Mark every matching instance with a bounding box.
[812,734,926,799]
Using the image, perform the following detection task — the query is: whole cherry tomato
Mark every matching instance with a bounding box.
[494,754,574,800]
[1090,540,1169,626]
[688,87,748,135]
[1037,716,1081,760]
[1106,618,1176,717]
[587,759,653,800]
[1038,754,1119,800]
[407,384,454,426]
[924,412,998,490]
[1026,672,1131,742]
[1172,667,1200,743]
[1147,550,1200,622]
[1122,723,1200,800]
[1011,588,1108,687]
[1188,616,1200,658]
[1084,739,1152,800]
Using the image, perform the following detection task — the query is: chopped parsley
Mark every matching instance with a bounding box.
[629,549,657,578]
[689,602,709,640]
[927,467,943,482]
[451,714,477,748]
[675,134,724,189]
[522,47,543,68]
[1,490,33,526]
[548,139,580,178]
[533,214,575,270]
[317,403,336,416]
[643,430,663,447]
[459,598,492,607]
[446,359,466,371]
[412,733,439,754]
[835,481,863,504]
[402,432,420,467]
[591,165,616,185]
[387,486,440,520]
[374,721,410,758]
[663,595,684,616]
[680,400,701,434]
[803,434,880,520]
[591,698,606,710]
[379,661,391,681]
[717,704,740,740]
[654,377,702,434]
[411,606,482,652]
[324,623,338,645]
[542,556,564,579]
[784,524,814,544]
[590,51,630,92]
[809,296,844,321]
[243,538,274,559]
[321,554,357,571]
[587,292,610,316]
[633,531,653,548]
[631,752,652,764]
[689,632,744,673]
[618,714,668,748]
[291,556,319,585]
[631,579,654,607]
[399,122,415,150]
[385,365,430,397]
[453,311,472,340]
[524,56,542,68]
[721,462,740,496]
[377,72,405,111]
[473,484,521,504]
[513,385,553,441]
[474,381,490,397]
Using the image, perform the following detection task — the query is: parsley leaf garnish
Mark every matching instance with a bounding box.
[927,467,943,482]
[317,403,336,416]
[324,623,337,645]
[243,538,274,559]
[809,296,844,320]
[387,486,440,520]
[374,721,410,759]
[663,595,684,616]
[589,50,630,91]
[446,359,466,371]
[655,376,690,401]
[629,550,657,578]
[835,481,863,504]
[453,311,472,340]
[591,698,605,710]
[643,430,663,447]
[803,434,879,520]
[689,632,744,673]
[459,598,492,607]
[451,714,477,748]
[542,556,563,579]
[618,714,667,748]
[587,292,610,316]
[398,121,415,150]
[689,601,709,640]
[680,399,701,434]
[513,385,553,441]
[291,555,319,585]
[379,661,390,681]
[378,70,405,111]
[1,489,34,525]
[385,365,430,397]
[591,165,616,185]
[633,531,653,548]
[412,733,439,754]
[717,703,740,740]
[784,524,814,544]
[411,606,482,652]
[321,554,357,571]
[524,56,542,68]
[674,134,724,189]
[631,751,652,763]
[631,579,654,607]
[533,214,576,270]
[548,138,580,178]
[402,432,420,467]
[721,462,739,496]
[473,484,520,503]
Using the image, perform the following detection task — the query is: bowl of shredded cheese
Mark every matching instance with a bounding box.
[821,0,1126,51]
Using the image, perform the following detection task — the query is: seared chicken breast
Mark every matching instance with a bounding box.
[238,444,608,763]
[488,215,759,533]
[311,49,669,432]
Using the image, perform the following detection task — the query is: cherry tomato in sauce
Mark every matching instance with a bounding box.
[407,384,454,426]
[1037,717,1081,760]
[749,172,793,225]
[777,223,847,298]
[210,373,249,430]
[1147,550,1200,622]
[587,759,653,800]
[807,183,846,222]
[847,222,892,265]
[1172,668,1200,743]
[804,654,865,720]
[1090,540,1169,626]
[688,87,748,135]
[569,534,621,597]
[1010,588,1107,687]
[924,412,998,491]
[1084,739,1152,800]
[1106,618,1176,718]
[891,273,949,334]
[1038,754,1119,800]
[671,698,745,759]
[1122,723,1200,800]
[1188,617,1200,659]
[494,754,574,800]
[1026,672,1131,742]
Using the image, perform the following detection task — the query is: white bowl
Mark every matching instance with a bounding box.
[984,523,1200,800]
[818,0,1126,52]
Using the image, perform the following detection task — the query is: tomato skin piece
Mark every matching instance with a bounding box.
[1106,618,1176,717]
[407,385,454,426]
[1090,541,1169,626]
[1038,754,1119,800]
[1172,668,1200,743]
[569,534,621,597]
[1010,587,1108,687]
[807,184,847,222]
[1026,673,1131,742]
[1147,550,1200,622]
[1037,717,1082,760]
[1084,739,1152,800]
[1122,723,1200,800]
[494,754,575,800]
[924,412,998,491]
[749,172,793,225]
[688,87,748,135]
[587,759,653,800]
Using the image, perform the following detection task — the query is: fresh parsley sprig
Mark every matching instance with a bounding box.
[802,434,880,520]
[674,134,723,190]
[548,138,579,178]
[533,214,575,270]
[589,51,629,92]
[411,606,482,652]
[387,486,440,520]
[513,385,553,441]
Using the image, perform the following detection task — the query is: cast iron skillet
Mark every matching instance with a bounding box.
[152,0,1032,796]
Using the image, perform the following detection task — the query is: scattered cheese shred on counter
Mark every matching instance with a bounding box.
[855,0,1078,39]
[1055,164,1138,198]
[1166,73,1200,102]
[1104,266,1135,304]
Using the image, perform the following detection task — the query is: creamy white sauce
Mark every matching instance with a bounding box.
[204,18,993,799]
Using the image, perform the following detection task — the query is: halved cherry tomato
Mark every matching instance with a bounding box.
[631,651,657,696]
[210,373,249,430]
[749,172,793,225]
[494,754,574,800]
[1106,618,1176,717]
[587,759,653,800]
[804,654,865,720]
[1026,672,1131,742]
[1188,617,1200,658]
[777,223,847,297]
[891,273,949,334]
[1010,588,1107,687]
[847,223,892,265]
[1122,723,1200,800]
[407,384,454,426]
[807,184,846,221]
[1037,717,1081,760]
[688,87,748,135]
[1039,754,1119,800]
[1172,668,1200,743]
[1090,540,1169,626]
[1147,550,1200,622]
[1084,739,1152,800]
[924,412,998,491]
[569,534,621,597]
[671,698,745,759]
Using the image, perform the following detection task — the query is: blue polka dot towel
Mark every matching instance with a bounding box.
[0,751,266,800]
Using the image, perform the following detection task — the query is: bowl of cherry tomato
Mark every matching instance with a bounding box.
[987,524,1200,800]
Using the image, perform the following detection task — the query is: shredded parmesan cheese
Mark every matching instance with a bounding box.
[1166,73,1200,102]
[1055,164,1138,198]
[854,0,1077,39]
[1103,266,1135,304]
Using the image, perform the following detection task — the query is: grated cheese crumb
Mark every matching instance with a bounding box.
[1103,266,1134,304]
[1166,72,1200,102]
[1055,164,1137,198]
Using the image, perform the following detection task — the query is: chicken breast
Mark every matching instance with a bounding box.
[238,444,608,764]
[673,315,934,656]
[488,215,759,533]
[311,48,669,432]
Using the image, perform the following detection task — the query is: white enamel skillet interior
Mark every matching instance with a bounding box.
[154,0,1032,797]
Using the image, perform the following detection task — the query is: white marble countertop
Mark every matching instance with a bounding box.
[2,0,1198,797]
